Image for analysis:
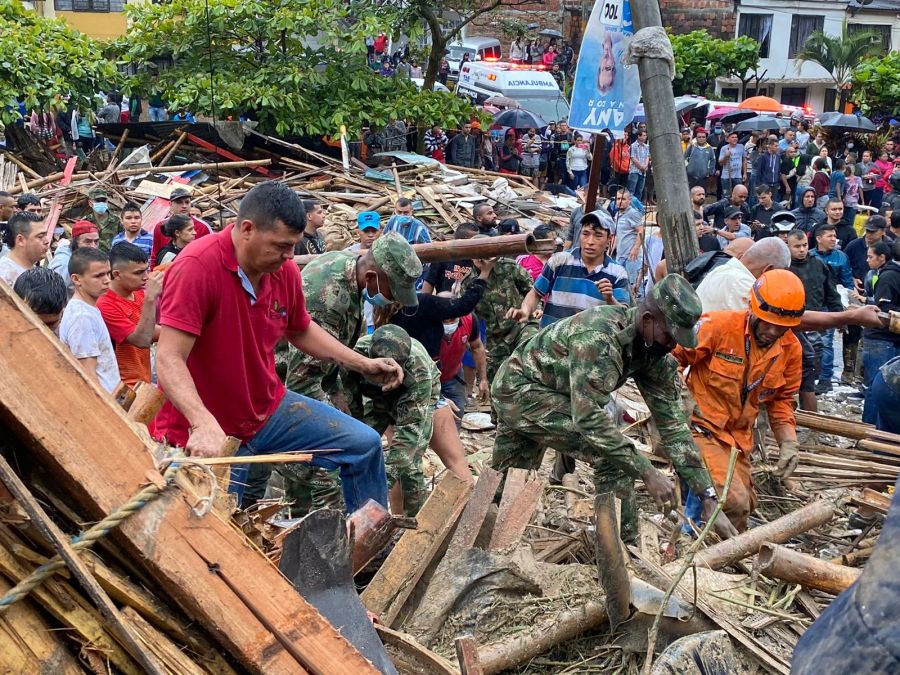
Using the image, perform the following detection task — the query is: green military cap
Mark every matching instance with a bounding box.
[368,324,411,364]
[88,187,108,200]
[371,231,423,308]
[880,356,900,396]
[650,274,702,349]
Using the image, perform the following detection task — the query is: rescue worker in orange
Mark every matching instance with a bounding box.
[673,269,804,531]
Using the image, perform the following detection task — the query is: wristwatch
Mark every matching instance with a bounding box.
[703,486,718,501]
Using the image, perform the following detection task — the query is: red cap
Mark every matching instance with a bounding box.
[71,220,98,239]
[695,127,708,135]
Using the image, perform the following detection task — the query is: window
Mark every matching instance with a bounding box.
[823,88,838,113]
[56,0,124,10]
[788,16,824,58]
[849,23,892,52]
[746,87,769,97]
[720,88,740,102]
[780,87,807,107]
[738,14,773,58]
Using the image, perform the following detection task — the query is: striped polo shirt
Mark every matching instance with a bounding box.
[534,248,631,327]
[111,229,154,259]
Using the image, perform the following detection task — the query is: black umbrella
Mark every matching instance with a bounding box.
[818,113,877,133]
[719,109,758,124]
[734,116,791,133]
[538,28,563,38]
[493,108,548,130]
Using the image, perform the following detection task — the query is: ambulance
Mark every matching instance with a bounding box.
[456,61,570,125]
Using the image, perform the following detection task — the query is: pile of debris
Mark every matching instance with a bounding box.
[1,121,579,245]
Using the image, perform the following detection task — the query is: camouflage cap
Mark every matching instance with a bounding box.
[88,187,108,200]
[369,324,411,363]
[650,274,703,349]
[880,355,900,396]
[371,231,423,308]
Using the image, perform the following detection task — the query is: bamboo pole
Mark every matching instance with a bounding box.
[680,500,836,572]
[107,159,271,178]
[2,152,42,179]
[9,170,66,195]
[159,131,188,167]
[757,544,861,595]
[106,129,130,172]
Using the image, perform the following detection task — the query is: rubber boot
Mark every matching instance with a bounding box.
[841,342,859,386]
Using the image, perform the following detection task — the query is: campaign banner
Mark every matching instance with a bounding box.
[568,0,641,136]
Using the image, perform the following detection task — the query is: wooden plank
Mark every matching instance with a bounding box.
[496,468,526,517]
[489,470,545,551]
[417,186,457,227]
[455,634,484,675]
[0,575,84,674]
[361,472,472,626]
[445,467,502,559]
[121,607,207,675]
[0,283,377,675]
[127,381,167,426]
[133,180,194,200]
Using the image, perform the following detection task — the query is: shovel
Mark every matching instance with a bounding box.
[279,509,398,675]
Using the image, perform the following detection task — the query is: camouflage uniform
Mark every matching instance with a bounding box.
[491,276,714,542]
[344,326,440,516]
[275,234,422,514]
[461,257,539,381]
[85,188,121,253]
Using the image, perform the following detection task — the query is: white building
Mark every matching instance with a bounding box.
[717,0,900,113]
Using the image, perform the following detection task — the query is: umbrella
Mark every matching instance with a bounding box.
[493,108,547,130]
[734,116,791,133]
[538,28,564,38]
[719,109,759,124]
[738,95,782,113]
[484,95,520,109]
[818,113,877,133]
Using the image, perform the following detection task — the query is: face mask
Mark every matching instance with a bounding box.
[443,320,459,337]
[847,143,854,149]
[92,202,108,214]
[363,275,392,307]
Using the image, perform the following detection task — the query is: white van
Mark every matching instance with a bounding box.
[456,61,570,125]
[446,37,502,80]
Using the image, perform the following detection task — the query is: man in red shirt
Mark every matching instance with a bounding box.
[437,302,488,428]
[97,242,163,386]
[153,181,402,510]
[149,187,211,269]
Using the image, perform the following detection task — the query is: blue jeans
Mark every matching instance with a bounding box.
[441,374,468,430]
[571,169,588,188]
[149,106,167,122]
[627,172,645,201]
[721,177,743,195]
[820,328,835,382]
[862,339,900,424]
[229,390,388,511]
[870,370,900,433]
[616,255,643,287]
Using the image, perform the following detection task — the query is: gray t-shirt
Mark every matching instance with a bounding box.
[718,143,745,180]
[615,207,644,261]
[59,297,121,393]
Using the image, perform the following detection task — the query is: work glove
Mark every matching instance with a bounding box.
[774,440,800,479]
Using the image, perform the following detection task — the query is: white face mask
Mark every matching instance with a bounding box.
[443,320,459,337]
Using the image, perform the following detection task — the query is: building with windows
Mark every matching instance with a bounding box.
[21,0,133,39]
[717,0,899,112]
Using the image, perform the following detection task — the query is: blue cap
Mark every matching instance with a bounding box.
[357,211,381,231]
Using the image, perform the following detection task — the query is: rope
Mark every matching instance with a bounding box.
[0,454,216,612]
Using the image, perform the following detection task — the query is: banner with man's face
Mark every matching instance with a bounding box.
[568,0,641,137]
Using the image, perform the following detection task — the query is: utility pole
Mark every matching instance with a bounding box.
[629,0,698,275]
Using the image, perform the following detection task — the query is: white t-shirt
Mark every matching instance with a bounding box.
[695,257,755,312]
[59,297,121,393]
[0,255,28,287]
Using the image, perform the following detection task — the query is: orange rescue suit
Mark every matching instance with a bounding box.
[673,310,802,453]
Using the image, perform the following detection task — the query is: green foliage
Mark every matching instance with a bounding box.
[117,0,477,137]
[668,30,760,97]
[497,18,529,40]
[851,51,900,118]
[0,0,119,126]
[796,19,885,91]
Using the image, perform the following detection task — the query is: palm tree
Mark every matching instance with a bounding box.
[796,20,885,111]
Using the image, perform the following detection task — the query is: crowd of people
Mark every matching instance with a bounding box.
[1,112,899,554]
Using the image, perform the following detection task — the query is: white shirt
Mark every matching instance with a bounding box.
[59,297,121,393]
[0,255,28,287]
[695,257,755,312]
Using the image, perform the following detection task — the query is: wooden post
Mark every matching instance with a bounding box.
[629,0,699,275]
[159,131,188,168]
[584,134,607,213]
[757,544,861,595]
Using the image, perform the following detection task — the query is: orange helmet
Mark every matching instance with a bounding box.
[749,269,805,327]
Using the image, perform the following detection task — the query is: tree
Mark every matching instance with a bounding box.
[851,51,900,118]
[795,20,884,111]
[0,0,119,126]
[118,0,476,137]
[669,30,760,97]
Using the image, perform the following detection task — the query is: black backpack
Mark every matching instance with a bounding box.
[683,251,732,289]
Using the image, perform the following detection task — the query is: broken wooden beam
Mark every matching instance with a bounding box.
[0,282,377,674]
[109,158,271,178]
[159,131,189,167]
[455,635,484,675]
[489,469,545,551]
[445,467,502,559]
[361,472,472,626]
[185,133,272,176]
[681,500,835,572]
[757,544,861,595]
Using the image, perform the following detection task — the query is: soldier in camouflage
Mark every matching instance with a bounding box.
[266,232,422,514]
[491,274,737,543]
[85,187,122,253]
[460,248,539,382]
[343,325,441,516]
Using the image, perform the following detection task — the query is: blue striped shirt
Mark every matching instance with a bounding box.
[534,249,631,327]
[384,215,432,245]
[111,230,153,259]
